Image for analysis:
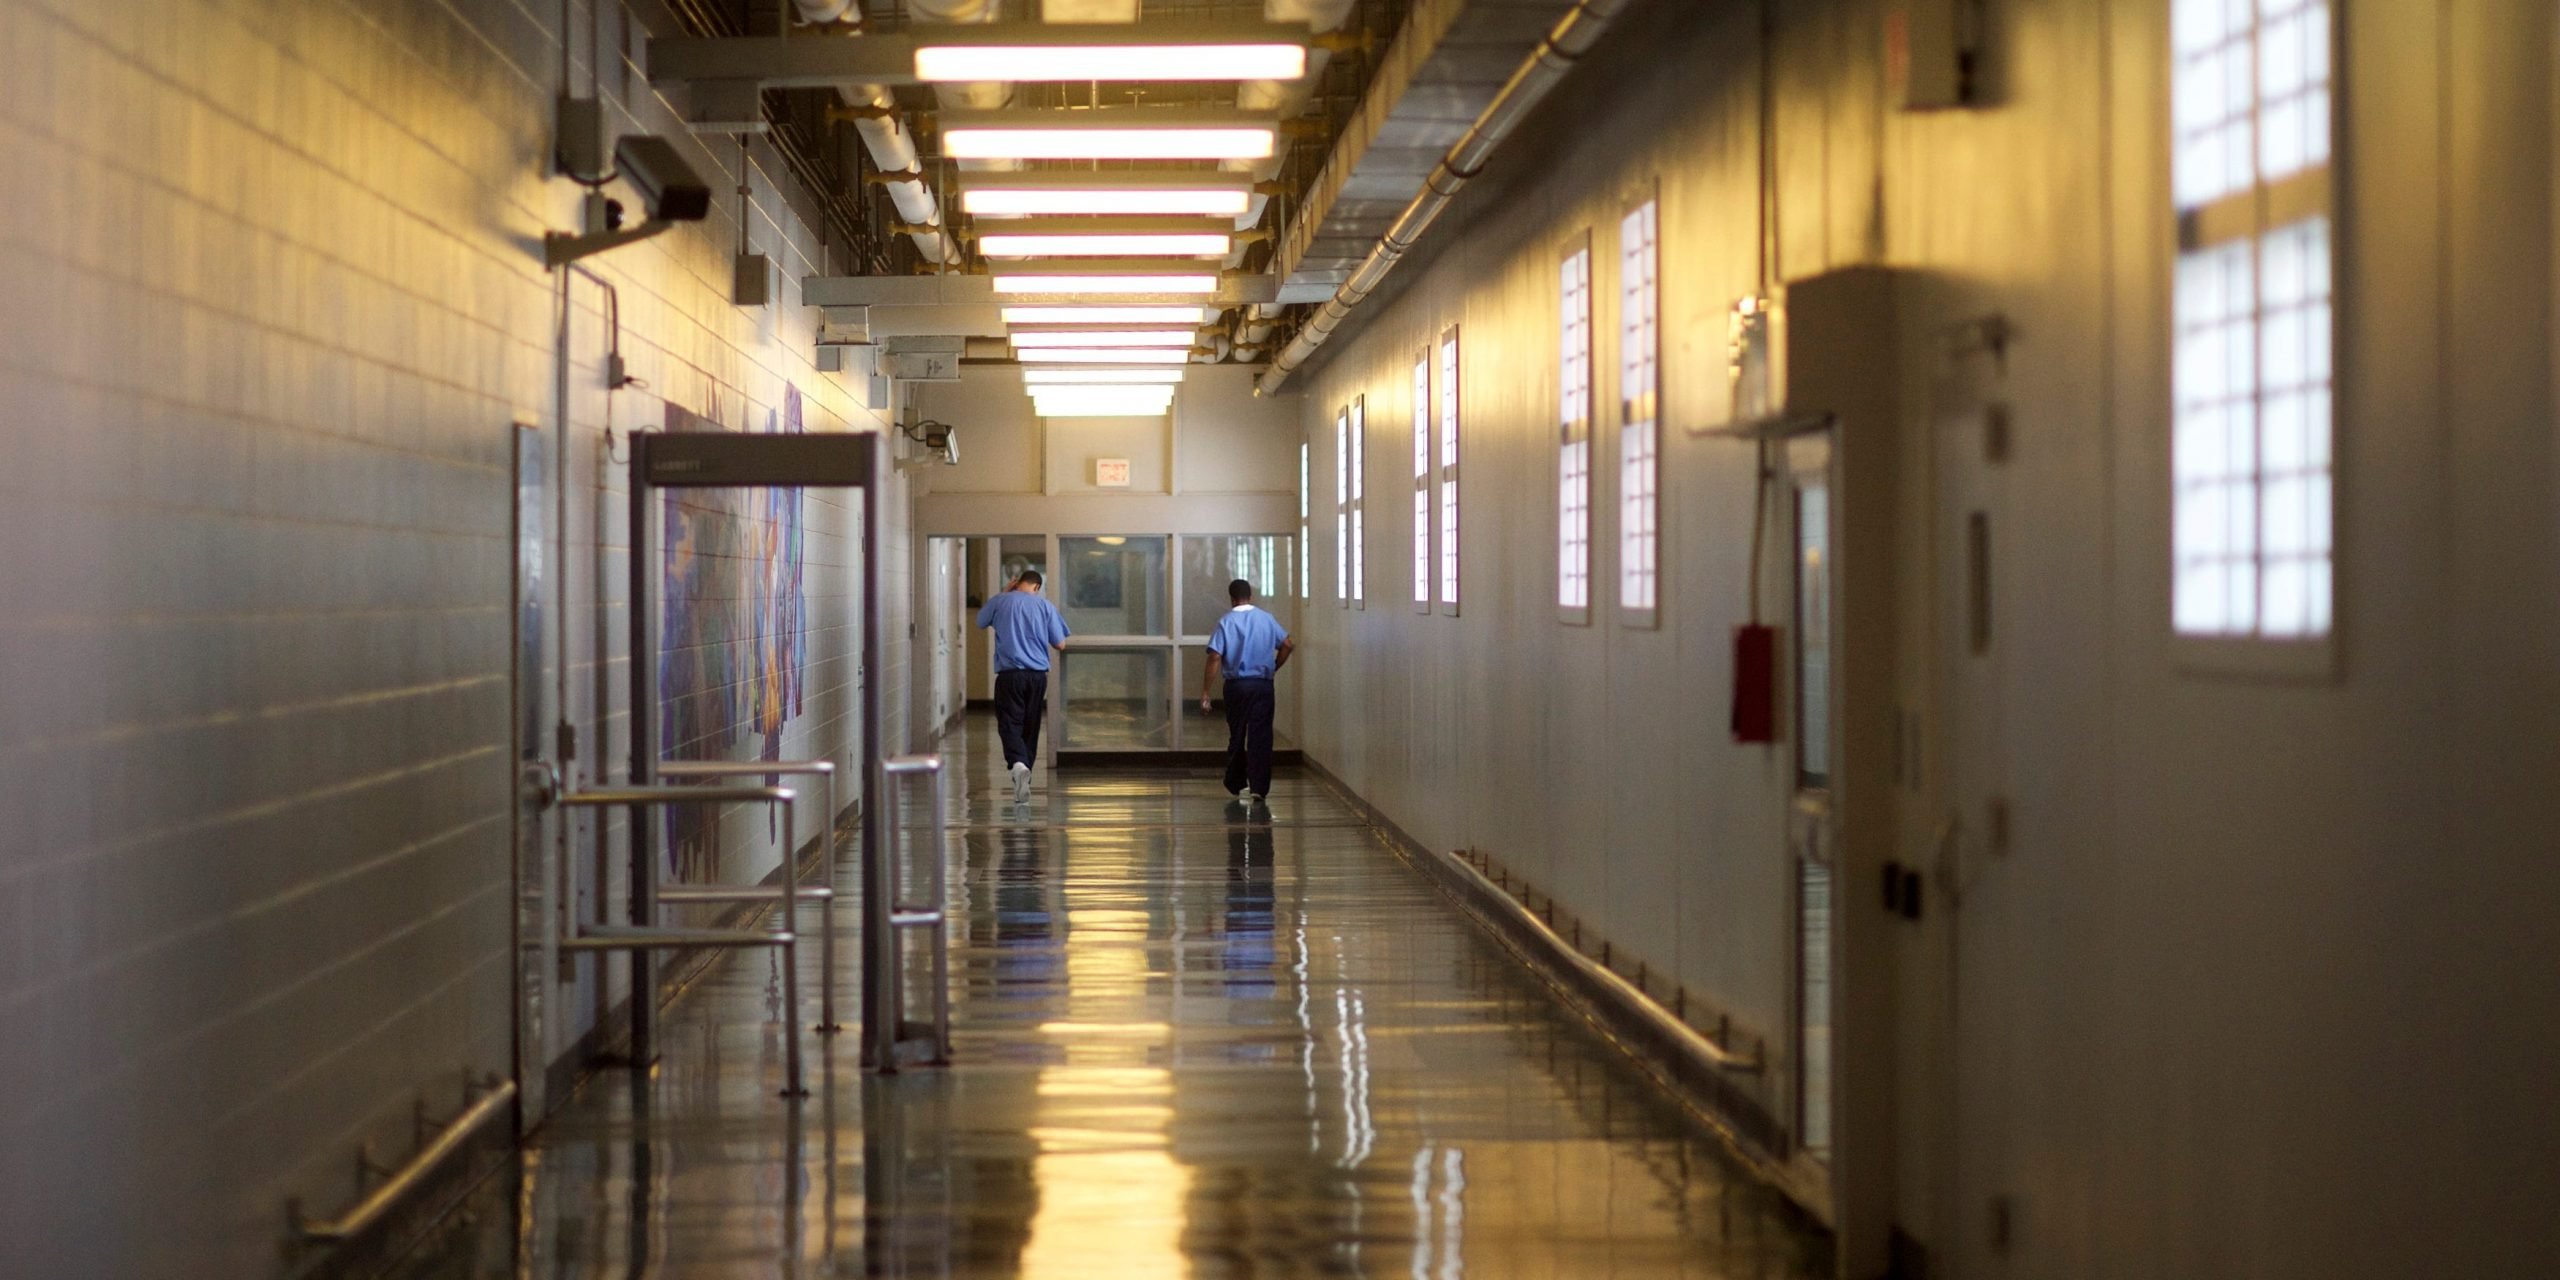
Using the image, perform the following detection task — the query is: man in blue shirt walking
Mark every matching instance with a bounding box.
[977,569,1070,804]
[1199,578,1294,804]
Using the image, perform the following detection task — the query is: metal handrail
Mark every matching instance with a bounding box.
[291,1079,516,1243]
[557,783,807,1095]
[872,754,950,1068]
[661,760,845,1034]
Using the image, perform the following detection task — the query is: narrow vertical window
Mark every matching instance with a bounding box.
[1350,395,1367,608]
[1413,351,1432,610]
[1335,408,1349,604]
[1437,325,1461,614]
[1299,441,1311,601]
[1558,237,1594,622]
[2171,0,2333,649]
[1618,196,1661,624]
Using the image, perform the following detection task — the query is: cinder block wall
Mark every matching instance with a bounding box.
[0,0,907,1273]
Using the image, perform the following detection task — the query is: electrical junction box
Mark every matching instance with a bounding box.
[883,336,963,383]
[1886,0,1981,110]
[733,253,773,307]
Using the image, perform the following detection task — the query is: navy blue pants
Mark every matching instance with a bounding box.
[993,669,1047,769]
[1222,677,1277,797]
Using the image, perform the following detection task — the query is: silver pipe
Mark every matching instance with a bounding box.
[291,1080,517,1243]
[1258,0,1639,393]
[660,759,844,1034]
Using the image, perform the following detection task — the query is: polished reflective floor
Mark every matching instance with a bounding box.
[396,716,1826,1278]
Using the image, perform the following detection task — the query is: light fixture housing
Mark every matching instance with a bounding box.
[958,171,1256,218]
[1033,387,1180,417]
[1010,329,1201,348]
[917,42,1304,83]
[1022,348,1195,364]
[1002,305,1218,326]
[1021,367,1188,385]
[980,231,1232,258]
[990,272,1221,296]
[941,110,1278,161]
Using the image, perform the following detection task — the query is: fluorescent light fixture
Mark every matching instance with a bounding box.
[962,186,1253,217]
[957,171,1256,217]
[1033,388,1179,417]
[980,232,1232,258]
[1021,368,1187,385]
[1003,306,1216,326]
[990,274,1220,295]
[941,112,1277,161]
[1024,348,1194,364]
[917,43,1304,83]
[1010,329,1199,348]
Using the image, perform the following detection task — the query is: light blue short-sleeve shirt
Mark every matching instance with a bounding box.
[1208,605,1289,679]
[978,590,1070,672]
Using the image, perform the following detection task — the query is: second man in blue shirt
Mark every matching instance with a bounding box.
[1200,578,1294,805]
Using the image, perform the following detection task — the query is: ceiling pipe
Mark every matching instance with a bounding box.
[1258,0,1636,394]
[834,88,957,264]
[791,0,859,22]
[909,0,1012,114]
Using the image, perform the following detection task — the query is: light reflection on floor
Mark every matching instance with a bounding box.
[392,715,1827,1278]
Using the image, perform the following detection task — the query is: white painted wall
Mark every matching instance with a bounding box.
[1290,0,2560,1275]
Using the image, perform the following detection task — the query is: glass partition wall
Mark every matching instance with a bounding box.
[1043,532,1297,754]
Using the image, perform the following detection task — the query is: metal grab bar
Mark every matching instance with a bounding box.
[659,760,844,1034]
[871,755,951,1068]
[558,783,807,1095]
[290,1078,516,1244]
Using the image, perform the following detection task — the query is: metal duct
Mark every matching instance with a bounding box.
[909,0,1011,112]
[1259,0,1635,393]
[791,0,858,22]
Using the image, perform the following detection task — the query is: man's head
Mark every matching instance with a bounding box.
[1013,569,1044,592]
[1228,578,1255,605]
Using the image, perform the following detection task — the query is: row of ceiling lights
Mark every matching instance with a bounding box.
[906,26,1316,416]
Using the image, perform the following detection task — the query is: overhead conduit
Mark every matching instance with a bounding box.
[1258,0,1635,393]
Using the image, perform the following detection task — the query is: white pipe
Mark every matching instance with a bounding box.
[1260,0,1636,393]
[839,86,955,264]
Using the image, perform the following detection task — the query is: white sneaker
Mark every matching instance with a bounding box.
[1010,762,1031,804]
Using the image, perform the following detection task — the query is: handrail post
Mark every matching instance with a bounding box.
[870,764,904,1072]
[778,802,804,1097]
[926,757,951,1062]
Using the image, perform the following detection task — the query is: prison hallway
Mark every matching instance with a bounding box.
[388,714,1826,1278]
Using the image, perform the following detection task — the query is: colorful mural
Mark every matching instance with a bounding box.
[659,387,809,881]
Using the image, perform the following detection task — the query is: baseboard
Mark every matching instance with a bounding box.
[1297,756,1831,1224]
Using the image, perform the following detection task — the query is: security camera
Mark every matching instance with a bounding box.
[544,134,711,267]
[930,423,958,467]
[612,135,712,223]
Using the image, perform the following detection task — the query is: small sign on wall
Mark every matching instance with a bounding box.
[1093,457,1133,488]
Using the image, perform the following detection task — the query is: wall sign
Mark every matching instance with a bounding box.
[1093,457,1132,488]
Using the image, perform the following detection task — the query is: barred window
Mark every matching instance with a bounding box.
[2171,0,2333,645]
[1618,197,1661,624]
[1558,237,1594,622]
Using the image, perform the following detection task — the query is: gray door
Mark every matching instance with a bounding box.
[511,424,562,1127]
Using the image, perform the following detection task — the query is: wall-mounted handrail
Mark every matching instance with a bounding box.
[290,1078,516,1244]
[558,783,807,1095]
[660,759,845,1033]
[872,754,951,1068]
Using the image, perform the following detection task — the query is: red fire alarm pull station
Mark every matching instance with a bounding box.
[1731,623,1778,743]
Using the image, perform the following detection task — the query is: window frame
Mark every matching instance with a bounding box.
[1334,407,1350,606]
[1557,232,1596,626]
[1437,324,1462,616]
[1349,395,1367,610]
[1618,190,1663,629]
[1412,348,1433,612]
[2167,0,2340,680]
